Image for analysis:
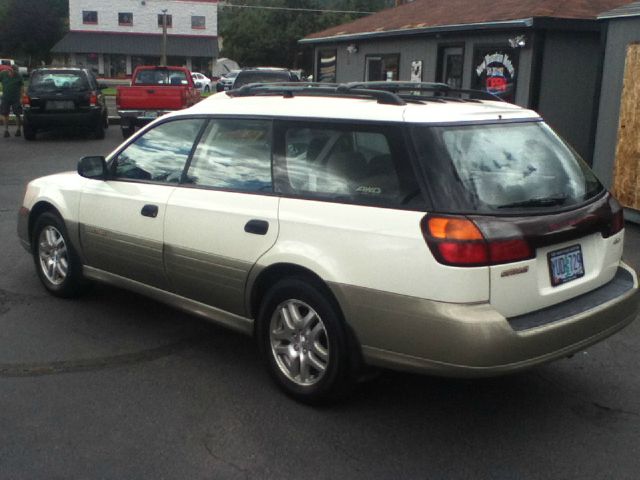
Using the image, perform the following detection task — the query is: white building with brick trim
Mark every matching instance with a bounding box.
[52,0,219,77]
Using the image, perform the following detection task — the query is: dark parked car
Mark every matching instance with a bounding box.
[231,68,299,90]
[215,69,240,92]
[22,67,108,140]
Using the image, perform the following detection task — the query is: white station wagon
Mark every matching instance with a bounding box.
[18,82,640,402]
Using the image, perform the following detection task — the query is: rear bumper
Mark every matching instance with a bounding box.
[118,110,174,128]
[331,263,639,377]
[24,108,103,128]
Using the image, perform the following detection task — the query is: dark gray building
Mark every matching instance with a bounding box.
[301,0,633,175]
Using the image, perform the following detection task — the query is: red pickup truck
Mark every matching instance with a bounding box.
[116,66,201,137]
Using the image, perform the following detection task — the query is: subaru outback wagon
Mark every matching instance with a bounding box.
[18,82,639,402]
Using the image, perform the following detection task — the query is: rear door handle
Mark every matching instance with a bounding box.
[141,204,158,218]
[146,89,155,94]
[244,219,269,235]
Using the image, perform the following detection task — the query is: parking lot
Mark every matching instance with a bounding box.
[1,127,640,479]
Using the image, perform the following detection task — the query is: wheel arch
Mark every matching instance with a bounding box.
[29,201,63,248]
[247,262,365,369]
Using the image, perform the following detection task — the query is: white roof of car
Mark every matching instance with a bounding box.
[179,89,540,124]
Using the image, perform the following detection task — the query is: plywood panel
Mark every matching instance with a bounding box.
[612,43,640,210]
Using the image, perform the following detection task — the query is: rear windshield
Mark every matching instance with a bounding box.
[30,71,89,92]
[233,71,292,88]
[413,122,603,214]
[134,69,188,85]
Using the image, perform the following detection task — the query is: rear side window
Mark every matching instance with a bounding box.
[413,122,603,213]
[186,119,272,192]
[274,122,423,208]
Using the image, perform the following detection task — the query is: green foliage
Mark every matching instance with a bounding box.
[0,0,68,66]
[219,0,393,72]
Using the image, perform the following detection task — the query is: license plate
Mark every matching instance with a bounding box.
[548,245,585,287]
[143,111,158,119]
[47,100,74,110]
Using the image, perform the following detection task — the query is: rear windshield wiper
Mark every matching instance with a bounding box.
[498,195,568,209]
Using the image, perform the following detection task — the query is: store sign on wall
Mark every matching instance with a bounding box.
[473,48,518,102]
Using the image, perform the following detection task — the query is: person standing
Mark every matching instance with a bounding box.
[0,64,24,138]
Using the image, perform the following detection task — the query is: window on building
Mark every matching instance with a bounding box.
[118,12,133,26]
[365,54,399,82]
[437,45,464,89]
[472,45,519,103]
[317,49,337,83]
[82,11,98,24]
[158,14,173,28]
[191,16,206,29]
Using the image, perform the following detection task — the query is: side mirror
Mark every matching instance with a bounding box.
[78,156,107,180]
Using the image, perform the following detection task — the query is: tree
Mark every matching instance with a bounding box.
[0,0,68,65]
[219,0,393,72]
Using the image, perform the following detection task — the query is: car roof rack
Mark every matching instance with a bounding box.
[227,82,407,106]
[226,81,503,105]
[342,81,505,103]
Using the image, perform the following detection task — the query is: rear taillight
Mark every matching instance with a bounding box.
[21,94,30,107]
[421,215,534,267]
[608,207,624,237]
[89,91,98,106]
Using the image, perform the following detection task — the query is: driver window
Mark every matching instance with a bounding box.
[113,119,204,183]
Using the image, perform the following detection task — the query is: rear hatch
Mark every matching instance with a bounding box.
[413,120,625,318]
[117,85,186,110]
[27,70,94,113]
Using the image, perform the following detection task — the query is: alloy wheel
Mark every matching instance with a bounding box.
[269,299,330,386]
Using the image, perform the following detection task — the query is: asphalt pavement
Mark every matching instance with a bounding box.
[1,127,639,479]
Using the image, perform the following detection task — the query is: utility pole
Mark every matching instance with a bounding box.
[161,9,168,66]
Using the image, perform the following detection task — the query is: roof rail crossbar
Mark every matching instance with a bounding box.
[343,81,505,102]
[227,82,407,106]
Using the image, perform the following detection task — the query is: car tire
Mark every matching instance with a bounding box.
[121,125,135,138]
[32,212,88,298]
[23,124,36,141]
[257,277,355,403]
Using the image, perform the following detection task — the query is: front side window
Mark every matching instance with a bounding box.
[275,122,422,208]
[413,122,603,213]
[118,12,133,26]
[191,16,206,29]
[82,11,98,24]
[187,119,272,192]
[112,119,204,182]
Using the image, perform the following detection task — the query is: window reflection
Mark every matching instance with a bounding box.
[187,119,272,192]
[114,119,203,182]
[276,126,419,207]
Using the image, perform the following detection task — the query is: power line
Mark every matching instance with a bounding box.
[219,3,374,15]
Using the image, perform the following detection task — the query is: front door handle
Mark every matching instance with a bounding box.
[244,219,269,235]
[141,204,158,218]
